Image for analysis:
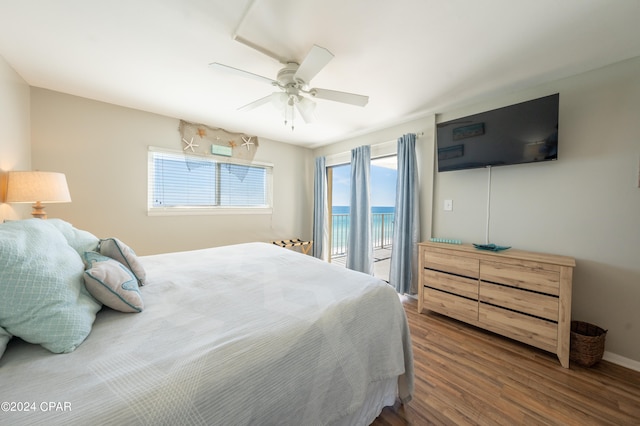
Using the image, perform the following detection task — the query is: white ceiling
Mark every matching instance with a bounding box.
[1,0,639,148]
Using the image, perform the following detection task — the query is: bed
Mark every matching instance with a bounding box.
[0,219,413,425]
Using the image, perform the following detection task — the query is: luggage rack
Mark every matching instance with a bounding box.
[271,239,313,255]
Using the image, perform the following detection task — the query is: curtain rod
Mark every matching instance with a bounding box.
[323,132,423,165]
[346,131,424,149]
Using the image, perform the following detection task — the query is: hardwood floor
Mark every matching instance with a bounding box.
[373,297,640,425]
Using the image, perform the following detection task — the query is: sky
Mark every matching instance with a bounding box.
[331,157,397,207]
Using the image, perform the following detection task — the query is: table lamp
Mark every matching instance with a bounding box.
[5,171,71,219]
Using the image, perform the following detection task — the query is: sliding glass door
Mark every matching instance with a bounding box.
[327,156,397,281]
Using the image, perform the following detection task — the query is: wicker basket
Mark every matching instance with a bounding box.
[570,321,607,367]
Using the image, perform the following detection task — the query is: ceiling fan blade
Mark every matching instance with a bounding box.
[239,92,288,112]
[310,88,369,107]
[209,62,276,86]
[295,97,317,123]
[232,35,288,64]
[293,45,334,84]
[238,94,275,111]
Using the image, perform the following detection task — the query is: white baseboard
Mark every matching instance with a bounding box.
[602,351,640,372]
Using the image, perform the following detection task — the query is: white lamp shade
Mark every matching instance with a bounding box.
[295,97,317,123]
[5,171,72,203]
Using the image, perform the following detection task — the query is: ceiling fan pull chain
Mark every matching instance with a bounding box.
[290,102,295,131]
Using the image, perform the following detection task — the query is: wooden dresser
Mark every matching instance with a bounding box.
[418,241,576,368]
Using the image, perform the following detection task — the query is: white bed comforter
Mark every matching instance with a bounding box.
[0,242,413,425]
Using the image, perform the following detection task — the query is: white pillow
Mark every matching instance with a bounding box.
[84,252,144,313]
[99,238,147,285]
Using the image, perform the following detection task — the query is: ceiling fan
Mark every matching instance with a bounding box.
[210,44,369,130]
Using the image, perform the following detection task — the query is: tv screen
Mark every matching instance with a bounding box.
[436,94,559,172]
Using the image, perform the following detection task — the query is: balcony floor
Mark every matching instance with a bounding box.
[330,246,392,282]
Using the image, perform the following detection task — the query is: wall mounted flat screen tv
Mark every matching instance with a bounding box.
[436,93,559,172]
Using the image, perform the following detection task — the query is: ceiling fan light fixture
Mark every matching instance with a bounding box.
[296,96,317,124]
[270,92,289,111]
[212,43,369,130]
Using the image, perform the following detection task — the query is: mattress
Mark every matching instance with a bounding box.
[0,242,413,425]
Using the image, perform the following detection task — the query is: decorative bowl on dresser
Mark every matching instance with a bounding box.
[418,241,576,368]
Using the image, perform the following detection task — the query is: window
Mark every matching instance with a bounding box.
[148,148,272,215]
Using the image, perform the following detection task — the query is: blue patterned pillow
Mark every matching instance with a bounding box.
[83,251,144,313]
[48,218,100,255]
[0,219,101,353]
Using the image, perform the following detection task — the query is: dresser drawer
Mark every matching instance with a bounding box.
[418,242,574,368]
[423,287,478,324]
[423,269,478,300]
[480,260,560,295]
[424,248,479,278]
[479,303,557,352]
[479,282,559,322]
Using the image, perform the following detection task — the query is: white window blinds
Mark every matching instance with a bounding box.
[148,148,272,215]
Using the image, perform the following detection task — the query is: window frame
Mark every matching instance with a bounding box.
[147,147,273,216]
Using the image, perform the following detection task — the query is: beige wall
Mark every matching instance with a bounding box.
[0,55,31,221]
[432,57,640,365]
[29,88,313,255]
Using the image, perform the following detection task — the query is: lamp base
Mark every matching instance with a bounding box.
[31,201,47,219]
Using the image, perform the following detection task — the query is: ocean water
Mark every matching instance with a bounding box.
[332,206,395,215]
[331,206,395,254]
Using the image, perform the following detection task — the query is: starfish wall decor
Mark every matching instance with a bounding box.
[241,136,254,151]
[178,120,259,162]
[182,137,199,152]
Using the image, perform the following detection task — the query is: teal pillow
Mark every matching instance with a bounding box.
[0,219,101,353]
[0,326,11,360]
[47,218,100,255]
[83,251,144,313]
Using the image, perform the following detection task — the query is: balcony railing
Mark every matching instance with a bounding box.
[331,212,394,257]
